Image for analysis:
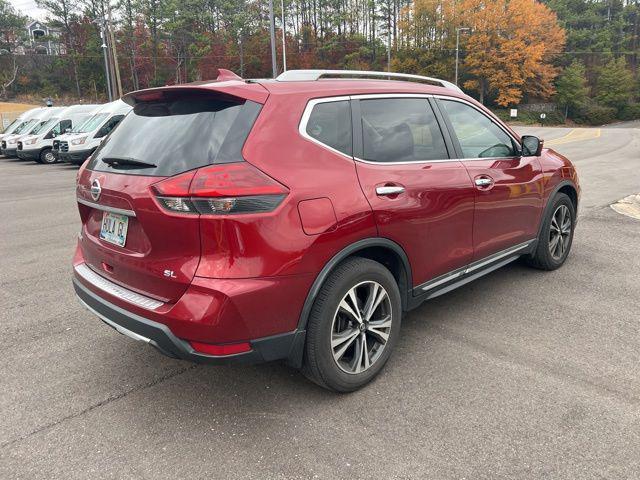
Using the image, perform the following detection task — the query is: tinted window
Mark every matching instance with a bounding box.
[306,100,352,156]
[88,94,262,177]
[440,100,515,158]
[360,98,448,162]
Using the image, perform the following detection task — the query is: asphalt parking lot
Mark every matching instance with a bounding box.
[1,124,639,479]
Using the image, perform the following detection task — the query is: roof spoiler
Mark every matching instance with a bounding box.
[122,69,267,106]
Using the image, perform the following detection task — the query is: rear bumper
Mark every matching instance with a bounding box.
[74,277,304,365]
[59,149,92,164]
[16,148,39,160]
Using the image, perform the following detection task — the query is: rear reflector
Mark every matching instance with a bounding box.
[189,340,252,356]
[151,162,288,215]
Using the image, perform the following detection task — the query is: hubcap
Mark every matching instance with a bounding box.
[549,204,572,260]
[330,281,392,375]
[44,152,55,163]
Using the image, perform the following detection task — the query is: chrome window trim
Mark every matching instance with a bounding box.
[75,263,164,310]
[77,197,136,217]
[298,96,354,160]
[298,93,524,166]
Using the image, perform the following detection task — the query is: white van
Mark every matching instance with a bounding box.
[0,107,41,139]
[16,104,100,163]
[1,107,63,157]
[56,100,131,165]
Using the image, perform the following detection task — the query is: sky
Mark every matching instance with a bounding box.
[9,0,48,21]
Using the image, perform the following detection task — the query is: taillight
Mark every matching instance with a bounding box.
[151,162,288,215]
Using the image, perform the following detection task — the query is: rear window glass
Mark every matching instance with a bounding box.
[88,94,262,177]
[306,100,352,156]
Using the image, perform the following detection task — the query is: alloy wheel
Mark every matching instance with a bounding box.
[549,204,572,260]
[331,281,393,375]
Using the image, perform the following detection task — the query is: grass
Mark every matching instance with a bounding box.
[0,102,39,114]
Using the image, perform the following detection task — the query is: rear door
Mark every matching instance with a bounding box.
[436,98,544,260]
[351,95,475,289]
[77,90,263,303]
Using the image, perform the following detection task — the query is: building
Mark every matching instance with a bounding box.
[23,20,65,55]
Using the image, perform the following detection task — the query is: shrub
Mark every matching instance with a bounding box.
[573,104,617,126]
[618,104,640,121]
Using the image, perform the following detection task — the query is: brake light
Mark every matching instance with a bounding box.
[151,163,288,215]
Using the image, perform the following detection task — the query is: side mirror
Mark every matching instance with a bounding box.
[521,135,543,156]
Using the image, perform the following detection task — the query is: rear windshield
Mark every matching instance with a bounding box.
[88,93,262,177]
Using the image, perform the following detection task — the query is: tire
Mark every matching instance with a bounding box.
[303,257,402,392]
[525,192,576,270]
[39,148,57,164]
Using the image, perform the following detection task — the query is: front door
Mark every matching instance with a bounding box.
[436,98,544,260]
[352,96,475,289]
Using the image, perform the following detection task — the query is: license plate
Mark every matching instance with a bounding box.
[100,212,129,247]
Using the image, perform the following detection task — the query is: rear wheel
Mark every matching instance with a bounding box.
[526,192,575,270]
[303,257,402,392]
[39,148,57,164]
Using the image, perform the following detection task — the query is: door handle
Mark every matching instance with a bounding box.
[476,177,493,187]
[376,185,405,196]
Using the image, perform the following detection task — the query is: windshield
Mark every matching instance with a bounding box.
[13,119,37,135]
[2,118,21,134]
[31,118,59,135]
[73,113,108,133]
[89,93,262,177]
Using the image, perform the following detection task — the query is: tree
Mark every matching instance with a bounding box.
[556,59,589,119]
[596,57,634,111]
[0,0,26,52]
[37,0,83,96]
[461,0,566,106]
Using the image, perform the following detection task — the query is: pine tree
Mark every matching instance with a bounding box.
[596,57,634,111]
[556,60,589,120]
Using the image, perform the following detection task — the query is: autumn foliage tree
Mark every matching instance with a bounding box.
[460,0,565,106]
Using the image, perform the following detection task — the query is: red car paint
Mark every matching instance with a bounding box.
[73,73,579,360]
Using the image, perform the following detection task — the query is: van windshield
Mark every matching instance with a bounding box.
[14,119,37,134]
[31,118,59,135]
[2,118,21,134]
[74,113,108,133]
[89,93,262,177]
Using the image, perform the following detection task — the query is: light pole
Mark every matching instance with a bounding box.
[455,27,470,86]
[268,0,277,78]
[96,18,113,102]
[280,0,287,72]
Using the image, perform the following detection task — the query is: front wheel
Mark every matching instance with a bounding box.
[526,192,576,270]
[303,257,402,392]
[39,148,57,164]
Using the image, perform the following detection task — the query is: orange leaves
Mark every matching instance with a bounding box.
[459,0,565,106]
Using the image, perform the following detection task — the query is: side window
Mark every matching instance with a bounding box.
[305,100,352,156]
[440,100,516,158]
[96,115,125,138]
[359,98,448,163]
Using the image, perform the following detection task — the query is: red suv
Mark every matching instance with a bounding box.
[73,69,579,391]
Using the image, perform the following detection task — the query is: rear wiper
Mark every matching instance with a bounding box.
[102,156,157,168]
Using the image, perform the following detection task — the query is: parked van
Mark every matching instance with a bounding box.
[17,104,100,163]
[0,107,41,138]
[56,100,131,165]
[1,107,63,157]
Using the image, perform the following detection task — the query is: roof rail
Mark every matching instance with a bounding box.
[275,69,463,93]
